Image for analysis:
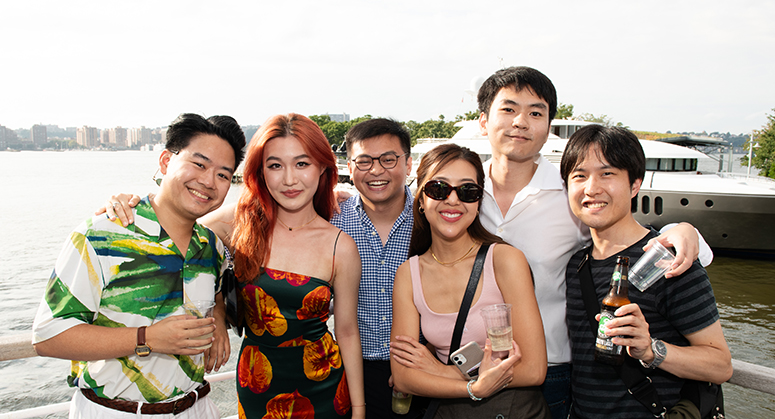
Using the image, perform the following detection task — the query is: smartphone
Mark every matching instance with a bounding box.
[450,341,484,379]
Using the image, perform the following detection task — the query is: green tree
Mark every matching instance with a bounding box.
[576,112,626,128]
[455,110,481,122]
[556,103,574,119]
[740,108,775,178]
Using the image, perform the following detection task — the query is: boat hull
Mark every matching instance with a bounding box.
[634,189,775,255]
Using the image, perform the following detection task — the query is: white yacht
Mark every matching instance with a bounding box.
[410,120,775,255]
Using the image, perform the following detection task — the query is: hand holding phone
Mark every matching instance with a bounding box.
[450,341,484,379]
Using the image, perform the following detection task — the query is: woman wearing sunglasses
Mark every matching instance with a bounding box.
[389,143,550,418]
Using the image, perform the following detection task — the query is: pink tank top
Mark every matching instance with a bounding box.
[409,245,505,361]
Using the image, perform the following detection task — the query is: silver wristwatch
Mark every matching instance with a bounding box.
[640,338,666,369]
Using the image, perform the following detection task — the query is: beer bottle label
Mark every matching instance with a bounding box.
[595,310,621,354]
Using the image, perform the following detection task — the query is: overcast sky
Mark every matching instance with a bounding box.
[1,0,773,135]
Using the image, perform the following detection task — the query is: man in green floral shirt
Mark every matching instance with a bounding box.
[32,113,245,418]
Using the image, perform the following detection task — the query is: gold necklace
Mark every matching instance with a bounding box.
[277,215,317,231]
[431,242,477,266]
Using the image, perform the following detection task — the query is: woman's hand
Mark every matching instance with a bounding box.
[94,193,142,226]
[389,335,450,378]
[471,339,521,399]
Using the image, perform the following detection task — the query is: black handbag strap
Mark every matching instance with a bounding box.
[424,243,491,419]
[577,247,666,418]
[447,243,491,363]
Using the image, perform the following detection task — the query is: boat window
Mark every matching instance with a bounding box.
[655,197,663,215]
[645,158,698,172]
[641,196,650,214]
[705,200,714,208]
[680,198,689,206]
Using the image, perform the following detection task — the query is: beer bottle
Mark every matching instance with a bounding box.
[595,256,631,366]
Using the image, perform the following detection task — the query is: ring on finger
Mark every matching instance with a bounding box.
[112,202,119,208]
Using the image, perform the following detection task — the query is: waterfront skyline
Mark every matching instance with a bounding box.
[1,0,773,135]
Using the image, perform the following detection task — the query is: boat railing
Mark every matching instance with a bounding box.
[714,171,775,185]
[2,332,775,418]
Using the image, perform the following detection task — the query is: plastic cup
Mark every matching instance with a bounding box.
[183,300,215,349]
[480,304,512,352]
[628,240,676,292]
[391,389,412,415]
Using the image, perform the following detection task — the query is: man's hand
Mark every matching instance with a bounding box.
[146,315,216,356]
[599,303,653,363]
[646,222,698,278]
[94,194,142,227]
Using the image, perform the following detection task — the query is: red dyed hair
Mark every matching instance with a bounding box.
[232,113,338,283]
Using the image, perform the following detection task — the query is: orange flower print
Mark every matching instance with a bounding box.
[238,346,273,394]
[334,370,351,415]
[263,390,315,419]
[244,286,288,337]
[303,333,341,382]
[238,399,246,419]
[266,268,310,287]
[279,336,311,348]
[296,286,331,321]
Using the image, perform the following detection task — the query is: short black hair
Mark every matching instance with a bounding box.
[560,124,646,186]
[477,66,557,122]
[344,118,411,157]
[166,113,246,168]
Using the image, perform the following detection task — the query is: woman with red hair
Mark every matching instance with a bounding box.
[97,114,364,418]
[209,114,364,418]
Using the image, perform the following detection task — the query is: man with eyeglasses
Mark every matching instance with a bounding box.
[330,118,421,419]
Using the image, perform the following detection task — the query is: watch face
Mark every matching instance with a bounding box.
[135,345,151,357]
[654,340,667,357]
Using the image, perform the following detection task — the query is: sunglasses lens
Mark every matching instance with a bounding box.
[424,181,449,200]
[458,184,483,203]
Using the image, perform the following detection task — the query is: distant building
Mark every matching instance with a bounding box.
[31,124,48,146]
[100,129,110,145]
[108,127,128,148]
[76,126,100,148]
[0,125,17,149]
[327,113,350,123]
[156,127,168,144]
[128,126,153,147]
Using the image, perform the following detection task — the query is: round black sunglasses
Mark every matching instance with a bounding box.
[422,180,484,203]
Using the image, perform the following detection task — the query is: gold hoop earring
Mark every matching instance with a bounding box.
[419,206,425,214]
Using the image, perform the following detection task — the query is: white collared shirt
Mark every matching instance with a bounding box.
[479,154,590,365]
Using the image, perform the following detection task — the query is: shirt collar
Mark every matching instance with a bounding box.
[483,153,564,195]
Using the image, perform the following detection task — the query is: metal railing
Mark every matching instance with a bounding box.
[2,332,774,418]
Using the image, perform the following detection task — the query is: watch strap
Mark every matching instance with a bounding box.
[640,338,666,369]
[137,326,147,345]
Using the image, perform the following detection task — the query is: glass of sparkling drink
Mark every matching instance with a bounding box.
[480,304,513,352]
[391,389,412,415]
[183,300,215,349]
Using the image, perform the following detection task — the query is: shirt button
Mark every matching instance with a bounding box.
[380,260,385,265]
[381,288,385,293]
[382,316,387,321]
[372,231,377,236]
[383,343,389,347]
[498,227,504,234]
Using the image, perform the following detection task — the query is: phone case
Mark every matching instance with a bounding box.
[450,341,483,379]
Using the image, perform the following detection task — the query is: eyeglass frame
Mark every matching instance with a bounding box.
[350,152,409,171]
[422,179,484,203]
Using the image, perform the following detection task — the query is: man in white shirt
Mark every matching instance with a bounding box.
[476,66,704,419]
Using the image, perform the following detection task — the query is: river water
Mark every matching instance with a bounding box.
[0,150,773,417]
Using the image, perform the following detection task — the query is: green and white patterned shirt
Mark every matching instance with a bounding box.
[33,196,225,403]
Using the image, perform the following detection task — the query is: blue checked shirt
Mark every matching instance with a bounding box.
[330,186,414,360]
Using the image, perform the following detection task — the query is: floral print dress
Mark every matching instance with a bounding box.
[236,266,351,418]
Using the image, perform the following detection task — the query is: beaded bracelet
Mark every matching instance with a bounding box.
[467,379,482,401]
